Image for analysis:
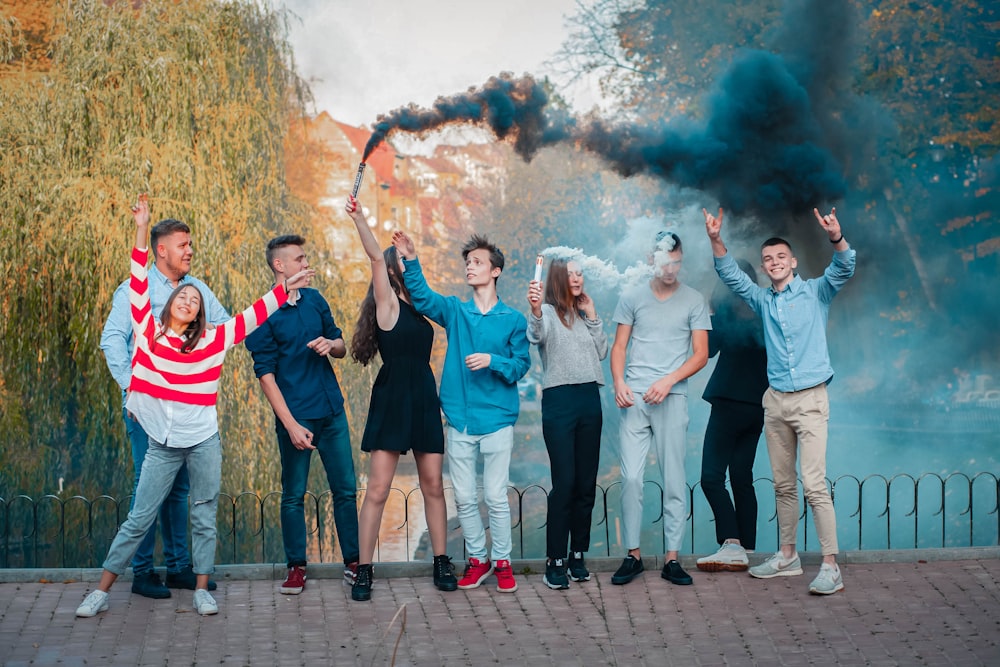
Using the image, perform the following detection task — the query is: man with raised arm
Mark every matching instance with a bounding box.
[392,230,530,594]
[704,206,856,595]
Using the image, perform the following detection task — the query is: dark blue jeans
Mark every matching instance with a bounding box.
[124,407,191,574]
[541,383,602,559]
[700,398,764,550]
[277,410,359,566]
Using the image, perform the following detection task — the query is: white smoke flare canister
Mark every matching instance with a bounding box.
[533,254,544,283]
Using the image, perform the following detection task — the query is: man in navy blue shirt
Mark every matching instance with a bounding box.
[246,235,359,595]
[705,206,855,596]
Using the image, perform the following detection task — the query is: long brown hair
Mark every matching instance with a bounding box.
[543,259,579,329]
[157,284,206,353]
[351,245,411,366]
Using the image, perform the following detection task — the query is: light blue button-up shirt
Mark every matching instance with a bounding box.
[402,256,530,435]
[100,263,230,392]
[714,248,855,392]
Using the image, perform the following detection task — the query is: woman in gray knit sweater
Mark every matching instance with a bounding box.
[526,258,608,590]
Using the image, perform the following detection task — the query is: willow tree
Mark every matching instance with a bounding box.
[0,0,362,502]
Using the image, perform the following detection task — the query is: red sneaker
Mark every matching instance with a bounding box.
[280,566,306,595]
[494,559,518,593]
[457,557,493,590]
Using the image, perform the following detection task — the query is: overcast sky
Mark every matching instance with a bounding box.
[278,0,595,127]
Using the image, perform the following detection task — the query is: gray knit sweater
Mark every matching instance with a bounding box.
[527,303,608,390]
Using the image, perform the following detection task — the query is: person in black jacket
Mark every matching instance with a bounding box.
[696,259,768,572]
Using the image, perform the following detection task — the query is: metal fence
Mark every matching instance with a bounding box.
[2,471,998,568]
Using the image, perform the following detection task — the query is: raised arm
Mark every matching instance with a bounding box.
[392,230,452,326]
[346,195,399,330]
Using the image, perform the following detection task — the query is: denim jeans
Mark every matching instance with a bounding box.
[123,406,191,574]
[103,433,221,576]
[700,398,763,550]
[277,410,359,566]
[541,383,602,559]
[619,394,689,552]
[447,425,513,562]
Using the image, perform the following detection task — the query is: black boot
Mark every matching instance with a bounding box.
[433,554,458,592]
[351,564,373,601]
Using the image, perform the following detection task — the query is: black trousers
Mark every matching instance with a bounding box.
[700,398,764,549]
[542,382,603,559]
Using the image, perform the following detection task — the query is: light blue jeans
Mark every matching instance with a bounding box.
[124,406,191,575]
[447,425,513,562]
[619,394,689,552]
[103,433,222,576]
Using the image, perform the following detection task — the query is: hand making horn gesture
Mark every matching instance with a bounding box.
[702,207,724,240]
[813,207,845,246]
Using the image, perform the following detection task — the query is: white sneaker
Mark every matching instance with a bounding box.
[696,543,749,572]
[193,588,218,615]
[808,563,844,595]
[76,590,109,618]
[749,551,804,579]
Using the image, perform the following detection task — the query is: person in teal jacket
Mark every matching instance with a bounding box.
[392,231,530,593]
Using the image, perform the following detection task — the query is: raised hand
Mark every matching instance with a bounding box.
[813,207,842,240]
[391,230,416,260]
[526,280,543,316]
[345,195,365,223]
[131,193,150,228]
[703,207,724,239]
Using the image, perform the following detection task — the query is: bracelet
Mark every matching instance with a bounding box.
[829,234,844,244]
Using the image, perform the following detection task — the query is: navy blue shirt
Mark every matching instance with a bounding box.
[245,288,345,419]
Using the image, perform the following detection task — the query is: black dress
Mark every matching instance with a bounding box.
[360,300,445,454]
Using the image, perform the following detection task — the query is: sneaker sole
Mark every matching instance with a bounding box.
[197,606,218,616]
[496,583,518,593]
[568,573,591,582]
[809,583,845,595]
[696,561,749,572]
[279,587,304,595]
[543,577,569,590]
[610,572,643,585]
[749,567,804,579]
[457,569,494,590]
[434,581,459,592]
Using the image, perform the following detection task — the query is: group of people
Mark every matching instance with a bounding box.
[76,188,855,619]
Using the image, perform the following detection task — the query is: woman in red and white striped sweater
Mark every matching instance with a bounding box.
[77,194,314,619]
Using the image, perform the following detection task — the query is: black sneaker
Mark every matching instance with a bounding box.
[131,571,171,599]
[661,559,693,585]
[433,555,458,592]
[166,565,217,591]
[351,564,374,601]
[567,551,591,582]
[544,558,570,590]
[611,555,644,585]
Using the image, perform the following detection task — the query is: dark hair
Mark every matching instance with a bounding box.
[157,284,206,354]
[761,237,793,254]
[150,219,191,250]
[265,234,307,271]
[655,230,683,253]
[351,245,412,366]
[461,234,504,281]
[543,259,579,329]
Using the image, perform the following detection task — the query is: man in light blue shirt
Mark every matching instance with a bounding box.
[393,231,530,593]
[705,206,856,596]
[100,217,228,599]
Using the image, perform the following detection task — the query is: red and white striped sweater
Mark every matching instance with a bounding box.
[128,246,288,407]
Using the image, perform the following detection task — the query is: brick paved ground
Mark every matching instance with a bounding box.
[2,558,999,666]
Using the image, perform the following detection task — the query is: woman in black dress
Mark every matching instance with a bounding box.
[345,195,456,601]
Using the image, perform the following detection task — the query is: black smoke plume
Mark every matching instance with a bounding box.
[362,73,572,161]
[362,0,868,217]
